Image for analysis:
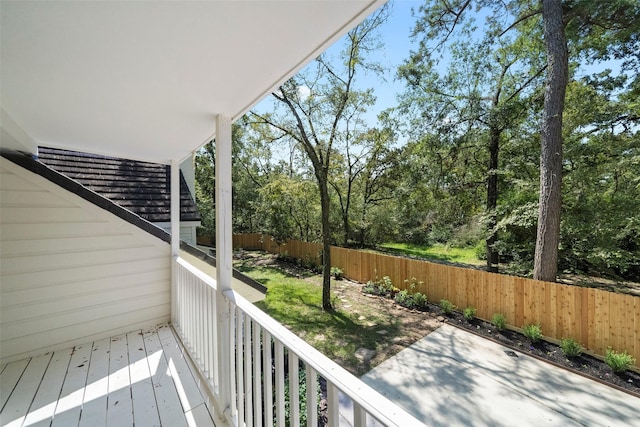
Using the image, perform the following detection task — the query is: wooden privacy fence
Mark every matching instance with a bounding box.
[229,233,639,368]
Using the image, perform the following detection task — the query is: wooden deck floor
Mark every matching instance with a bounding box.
[0,324,217,427]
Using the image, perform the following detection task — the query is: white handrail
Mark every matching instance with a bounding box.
[173,256,425,427]
[224,288,424,427]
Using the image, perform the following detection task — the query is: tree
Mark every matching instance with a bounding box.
[533,0,640,281]
[249,5,389,310]
[399,1,545,271]
[533,0,568,282]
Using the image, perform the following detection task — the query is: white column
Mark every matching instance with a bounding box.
[215,115,233,291]
[170,159,180,323]
[215,114,235,421]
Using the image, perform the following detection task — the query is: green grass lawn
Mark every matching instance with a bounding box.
[236,262,400,375]
[378,242,483,266]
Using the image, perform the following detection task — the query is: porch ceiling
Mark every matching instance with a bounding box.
[1,0,384,164]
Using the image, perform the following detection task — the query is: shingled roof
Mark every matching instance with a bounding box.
[38,146,200,223]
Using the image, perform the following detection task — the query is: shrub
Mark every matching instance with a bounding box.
[560,338,583,358]
[463,306,477,321]
[439,299,456,315]
[330,266,344,280]
[362,276,396,297]
[604,348,636,373]
[492,313,507,331]
[394,290,413,307]
[522,323,543,343]
[413,292,428,309]
[362,282,378,295]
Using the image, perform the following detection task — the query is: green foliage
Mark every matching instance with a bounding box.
[492,313,507,331]
[560,338,583,358]
[604,348,636,373]
[394,290,412,306]
[522,323,543,343]
[379,242,483,265]
[331,267,344,280]
[439,299,456,315]
[412,292,428,309]
[363,276,396,297]
[463,306,477,321]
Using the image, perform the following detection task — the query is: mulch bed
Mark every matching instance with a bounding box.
[434,306,640,397]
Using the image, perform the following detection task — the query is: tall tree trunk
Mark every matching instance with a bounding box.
[342,201,350,247]
[486,126,500,273]
[534,0,568,282]
[319,176,332,310]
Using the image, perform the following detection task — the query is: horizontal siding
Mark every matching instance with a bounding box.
[0,157,172,363]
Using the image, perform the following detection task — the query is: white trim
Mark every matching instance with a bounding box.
[1,108,38,154]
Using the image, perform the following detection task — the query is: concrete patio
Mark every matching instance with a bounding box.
[361,324,639,427]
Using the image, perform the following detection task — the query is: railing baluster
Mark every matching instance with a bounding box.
[353,401,366,427]
[305,365,318,427]
[203,283,210,378]
[327,382,339,426]
[199,275,204,364]
[211,287,219,393]
[288,352,300,427]
[264,331,273,427]
[253,322,263,427]
[245,315,254,427]
[275,340,285,427]
[236,307,245,427]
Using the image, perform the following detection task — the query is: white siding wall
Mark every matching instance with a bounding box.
[0,157,172,363]
[156,222,199,247]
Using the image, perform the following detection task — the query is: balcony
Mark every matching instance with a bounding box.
[0,256,423,427]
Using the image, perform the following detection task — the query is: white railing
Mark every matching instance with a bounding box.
[173,257,425,427]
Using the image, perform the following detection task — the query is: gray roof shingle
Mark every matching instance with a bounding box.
[38,146,200,223]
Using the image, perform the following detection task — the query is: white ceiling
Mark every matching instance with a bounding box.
[1,0,385,164]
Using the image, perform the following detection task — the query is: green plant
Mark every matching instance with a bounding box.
[439,299,456,314]
[362,282,377,294]
[330,266,344,280]
[604,348,636,373]
[463,306,477,321]
[394,290,413,307]
[492,313,507,331]
[522,323,543,343]
[362,276,396,297]
[560,338,583,358]
[413,292,428,309]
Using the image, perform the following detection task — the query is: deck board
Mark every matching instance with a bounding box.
[0,358,29,410]
[78,337,110,427]
[157,326,206,413]
[128,330,161,427]
[0,324,215,427]
[106,334,133,426]
[51,343,92,427]
[23,348,72,426]
[144,328,189,427]
[0,352,52,427]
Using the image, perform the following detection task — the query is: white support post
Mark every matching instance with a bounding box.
[215,115,233,291]
[170,159,180,323]
[215,114,235,421]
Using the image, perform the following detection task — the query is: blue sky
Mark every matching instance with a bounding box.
[254,1,423,127]
[255,0,623,133]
